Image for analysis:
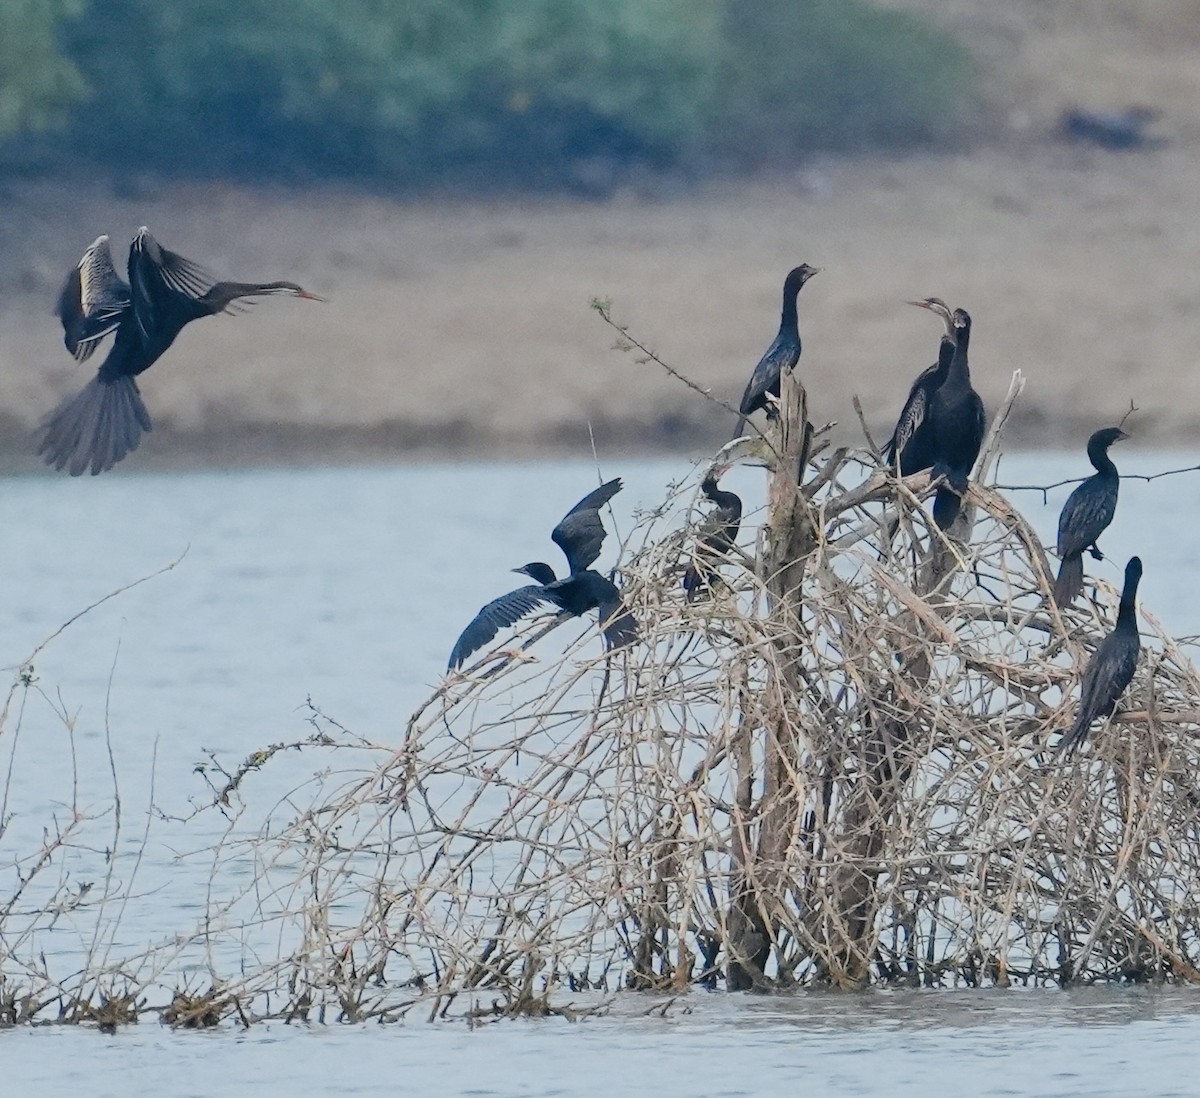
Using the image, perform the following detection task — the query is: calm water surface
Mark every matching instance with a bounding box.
[8,987,1200,1097]
[3,452,1200,1095]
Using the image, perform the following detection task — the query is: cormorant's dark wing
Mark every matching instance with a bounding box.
[738,333,800,416]
[55,235,132,362]
[1084,630,1139,720]
[886,337,955,469]
[447,585,556,669]
[970,395,988,466]
[1057,476,1118,558]
[684,512,739,601]
[133,230,215,300]
[1060,629,1140,753]
[551,477,623,575]
[154,243,217,299]
[699,503,741,557]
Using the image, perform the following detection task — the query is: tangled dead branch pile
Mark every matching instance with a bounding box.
[5,371,1200,1027]
[202,369,1200,1016]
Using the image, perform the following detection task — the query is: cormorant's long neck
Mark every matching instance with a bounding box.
[1087,439,1119,477]
[701,479,741,515]
[1117,574,1140,627]
[780,286,800,335]
[946,323,971,387]
[931,336,954,383]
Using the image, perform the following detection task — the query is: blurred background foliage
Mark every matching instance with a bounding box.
[1,0,976,188]
[0,0,86,136]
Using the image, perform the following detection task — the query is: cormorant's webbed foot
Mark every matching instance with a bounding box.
[1088,544,1105,562]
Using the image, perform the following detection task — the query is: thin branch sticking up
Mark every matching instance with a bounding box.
[590,297,768,446]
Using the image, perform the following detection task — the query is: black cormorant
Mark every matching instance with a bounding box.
[42,229,323,475]
[884,298,956,475]
[683,466,743,601]
[927,308,986,529]
[1058,556,1142,756]
[1053,427,1129,606]
[448,479,638,669]
[737,264,820,420]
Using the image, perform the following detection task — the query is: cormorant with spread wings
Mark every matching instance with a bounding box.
[448,478,638,670]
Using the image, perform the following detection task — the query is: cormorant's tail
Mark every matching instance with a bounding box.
[932,470,969,530]
[37,375,152,476]
[1053,553,1084,607]
[601,608,639,651]
[1056,716,1089,758]
[597,604,638,657]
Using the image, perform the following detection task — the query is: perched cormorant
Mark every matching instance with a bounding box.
[41,228,323,475]
[884,298,956,475]
[927,308,986,529]
[683,466,743,601]
[1058,556,1142,756]
[448,479,638,669]
[737,264,820,420]
[1053,427,1129,606]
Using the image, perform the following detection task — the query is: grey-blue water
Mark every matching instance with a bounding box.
[4,452,1200,1096]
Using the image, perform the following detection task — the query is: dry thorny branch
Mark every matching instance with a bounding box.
[4,324,1200,1028]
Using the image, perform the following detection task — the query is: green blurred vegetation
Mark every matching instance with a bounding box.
[3,0,976,187]
[0,0,86,137]
[717,1,975,164]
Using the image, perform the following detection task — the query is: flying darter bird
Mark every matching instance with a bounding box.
[42,228,323,475]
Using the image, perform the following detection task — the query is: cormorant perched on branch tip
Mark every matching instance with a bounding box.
[928,308,986,530]
[737,264,820,423]
[1053,427,1129,606]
